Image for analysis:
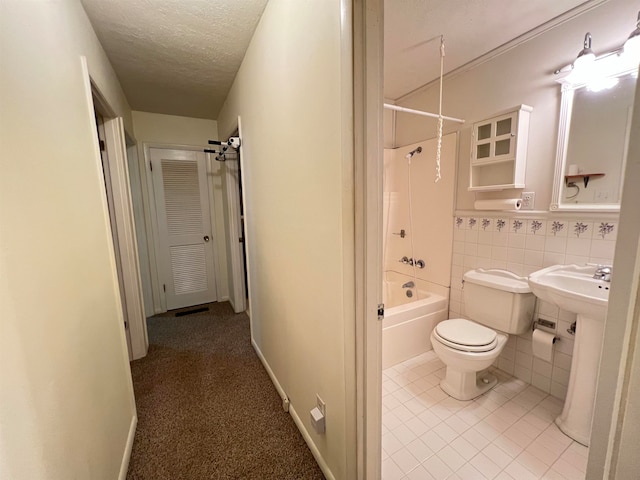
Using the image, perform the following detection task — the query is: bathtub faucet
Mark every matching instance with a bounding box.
[402,281,415,289]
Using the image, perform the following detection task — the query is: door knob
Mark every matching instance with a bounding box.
[204,235,210,242]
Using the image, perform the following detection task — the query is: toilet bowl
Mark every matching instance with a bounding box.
[431,319,508,400]
[430,269,535,401]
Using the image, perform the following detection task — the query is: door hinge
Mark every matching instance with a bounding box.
[124,320,129,329]
[150,161,153,172]
[163,284,166,292]
[99,140,105,152]
[377,303,385,320]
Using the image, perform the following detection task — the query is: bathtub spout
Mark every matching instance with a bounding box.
[402,281,415,288]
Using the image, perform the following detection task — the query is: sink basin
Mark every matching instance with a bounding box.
[528,264,610,320]
[528,264,611,446]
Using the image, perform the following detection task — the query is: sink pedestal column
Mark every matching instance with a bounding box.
[555,314,605,446]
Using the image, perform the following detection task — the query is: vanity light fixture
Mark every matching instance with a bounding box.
[566,32,596,84]
[574,32,596,69]
[624,11,640,62]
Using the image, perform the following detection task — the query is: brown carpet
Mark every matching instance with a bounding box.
[127,302,324,480]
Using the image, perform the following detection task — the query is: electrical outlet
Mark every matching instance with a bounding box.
[521,192,535,210]
[316,394,326,416]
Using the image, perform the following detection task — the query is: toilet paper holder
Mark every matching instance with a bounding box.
[533,318,559,343]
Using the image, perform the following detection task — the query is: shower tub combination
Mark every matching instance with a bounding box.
[382,271,449,369]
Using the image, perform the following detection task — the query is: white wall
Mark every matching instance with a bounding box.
[0,1,136,478]
[389,0,638,212]
[383,134,457,291]
[216,1,354,478]
[130,111,228,313]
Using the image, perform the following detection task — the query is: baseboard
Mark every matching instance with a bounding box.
[251,338,335,480]
[251,338,287,401]
[289,404,336,480]
[118,414,137,480]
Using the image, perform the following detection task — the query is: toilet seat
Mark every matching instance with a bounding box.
[434,319,498,353]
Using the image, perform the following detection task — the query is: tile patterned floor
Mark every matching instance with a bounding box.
[382,352,588,480]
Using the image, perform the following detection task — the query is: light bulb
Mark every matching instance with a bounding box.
[624,12,640,64]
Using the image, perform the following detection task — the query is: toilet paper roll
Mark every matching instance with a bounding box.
[532,329,556,363]
[474,199,522,211]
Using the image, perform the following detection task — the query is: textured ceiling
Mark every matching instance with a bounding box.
[82,1,597,118]
[384,0,594,100]
[81,0,268,119]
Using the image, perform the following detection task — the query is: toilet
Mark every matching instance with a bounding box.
[431,269,535,401]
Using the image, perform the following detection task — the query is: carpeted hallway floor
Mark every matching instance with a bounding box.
[126,302,324,479]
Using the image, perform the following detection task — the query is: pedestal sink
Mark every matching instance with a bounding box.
[528,264,610,446]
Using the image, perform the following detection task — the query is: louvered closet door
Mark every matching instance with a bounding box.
[151,148,217,310]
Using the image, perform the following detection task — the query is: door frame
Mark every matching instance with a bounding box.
[353,0,384,478]
[224,117,250,314]
[81,57,148,361]
[142,143,225,313]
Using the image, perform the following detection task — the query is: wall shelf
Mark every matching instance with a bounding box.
[565,173,605,188]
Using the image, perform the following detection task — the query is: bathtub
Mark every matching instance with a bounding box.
[383,272,449,369]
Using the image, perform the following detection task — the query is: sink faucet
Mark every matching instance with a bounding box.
[593,265,612,282]
[402,281,415,289]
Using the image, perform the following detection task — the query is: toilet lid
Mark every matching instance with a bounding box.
[435,319,498,352]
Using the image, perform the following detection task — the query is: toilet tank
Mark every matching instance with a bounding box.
[463,269,535,335]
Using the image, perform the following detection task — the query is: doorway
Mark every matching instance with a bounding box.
[95,110,133,354]
[86,70,148,361]
[148,147,219,311]
[224,126,249,314]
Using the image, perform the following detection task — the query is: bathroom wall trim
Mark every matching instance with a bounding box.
[455,210,619,221]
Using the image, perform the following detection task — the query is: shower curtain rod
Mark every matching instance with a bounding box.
[383,103,465,124]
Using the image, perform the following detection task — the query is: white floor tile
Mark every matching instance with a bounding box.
[390,447,420,474]
[405,437,434,463]
[559,442,588,472]
[383,410,403,431]
[422,455,453,480]
[382,457,404,480]
[436,445,466,472]
[515,451,550,477]
[404,464,435,480]
[382,430,404,456]
[432,422,459,443]
[461,427,492,450]
[405,416,430,437]
[457,462,489,480]
[446,414,472,435]
[449,436,479,461]
[525,439,562,466]
[420,429,447,452]
[381,354,587,480]
[469,452,502,479]
[392,424,418,445]
[549,458,586,480]
[482,443,512,469]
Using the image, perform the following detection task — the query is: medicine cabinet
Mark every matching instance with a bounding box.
[469,104,532,191]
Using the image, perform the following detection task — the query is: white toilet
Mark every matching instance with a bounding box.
[431,269,535,401]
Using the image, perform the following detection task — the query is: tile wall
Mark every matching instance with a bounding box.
[449,213,617,400]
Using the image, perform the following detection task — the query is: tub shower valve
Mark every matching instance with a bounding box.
[398,257,426,268]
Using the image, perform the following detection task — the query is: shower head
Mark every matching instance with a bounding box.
[405,146,423,160]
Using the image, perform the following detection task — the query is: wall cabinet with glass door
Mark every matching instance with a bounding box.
[469,104,532,191]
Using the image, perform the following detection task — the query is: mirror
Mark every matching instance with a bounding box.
[551,59,637,212]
